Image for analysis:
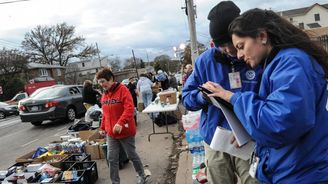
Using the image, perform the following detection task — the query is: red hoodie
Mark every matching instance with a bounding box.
[100,83,136,139]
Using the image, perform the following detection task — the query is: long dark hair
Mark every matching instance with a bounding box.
[229,8,328,78]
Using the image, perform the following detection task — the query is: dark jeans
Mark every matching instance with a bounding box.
[107,136,145,184]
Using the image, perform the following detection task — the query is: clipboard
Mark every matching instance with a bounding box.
[198,85,252,146]
[198,86,233,110]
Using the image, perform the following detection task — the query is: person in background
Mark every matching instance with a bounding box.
[206,8,328,183]
[82,80,101,109]
[127,77,138,126]
[168,73,178,91]
[183,1,262,184]
[155,70,169,90]
[96,67,147,184]
[182,64,193,85]
[137,73,154,109]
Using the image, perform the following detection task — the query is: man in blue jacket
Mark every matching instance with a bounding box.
[182,1,262,183]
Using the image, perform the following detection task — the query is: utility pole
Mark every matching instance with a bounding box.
[96,42,102,68]
[185,0,198,66]
[131,49,139,78]
[146,50,150,66]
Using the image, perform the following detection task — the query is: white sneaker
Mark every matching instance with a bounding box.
[136,175,147,184]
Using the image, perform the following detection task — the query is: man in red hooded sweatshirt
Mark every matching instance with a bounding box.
[96,67,147,184]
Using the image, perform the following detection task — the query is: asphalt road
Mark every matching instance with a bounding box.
[0,116,73,169]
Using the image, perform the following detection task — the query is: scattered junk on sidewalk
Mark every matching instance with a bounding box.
[0,105,106,184]
[182,110,208,183]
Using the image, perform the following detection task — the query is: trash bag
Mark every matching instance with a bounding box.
[90,111,102,121]
[68,119,91,132]
[154,113,177,127]
[85,104,102,122]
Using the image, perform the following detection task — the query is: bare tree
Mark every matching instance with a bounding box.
[153,54,171,72]
[0,48,28,100]
[0,48,28,77]
[65,63,79,84]
[108,56,122,71]
[22,22,97,66]
[181,42,207,66]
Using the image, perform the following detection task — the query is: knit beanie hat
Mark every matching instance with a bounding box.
[208,1,240,46]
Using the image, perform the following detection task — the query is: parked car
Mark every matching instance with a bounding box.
[0,102,19,119]
[19,85,86,126]
[5,92,29,105]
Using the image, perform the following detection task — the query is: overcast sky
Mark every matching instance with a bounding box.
[0,0,327,62]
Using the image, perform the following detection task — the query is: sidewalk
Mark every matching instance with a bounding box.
[95,112,180,184]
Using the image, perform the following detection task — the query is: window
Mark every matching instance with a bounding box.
[299,22,304,29]
[314,13,320,21]
[82,63,85,67]
[39,69,48,76]
[57,68,62,76]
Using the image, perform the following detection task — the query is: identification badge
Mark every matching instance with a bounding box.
[229,72,242,89]
[249,156,259,178]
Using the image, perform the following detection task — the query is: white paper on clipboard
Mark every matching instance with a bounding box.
[209,96,252,146]
[210,127,255,160]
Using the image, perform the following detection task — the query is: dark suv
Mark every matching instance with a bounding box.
[19,85,86,126]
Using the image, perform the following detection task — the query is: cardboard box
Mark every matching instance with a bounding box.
[158,91,177,104]
[79,130,97,141]
[85,144,100,160]
[97,140,106,159]
[89,131,104,141]
[15,150,36,163]
[32,154,68,168]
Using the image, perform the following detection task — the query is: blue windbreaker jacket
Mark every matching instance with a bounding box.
[182,48,262,145]
[231,48,328,183]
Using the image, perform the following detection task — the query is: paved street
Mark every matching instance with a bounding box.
[0,112,180,183]
[0,116,73,169]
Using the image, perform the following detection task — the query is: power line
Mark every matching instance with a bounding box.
[0,38,20,45]
[0,0,30,5]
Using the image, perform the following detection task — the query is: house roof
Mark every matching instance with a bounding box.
[27,62,66,69]
[304,27,328,38]
[277,3,328,17]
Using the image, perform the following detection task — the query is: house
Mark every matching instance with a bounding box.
[26,63,65,84]
[65,58,111,84]
[277,3,328,30]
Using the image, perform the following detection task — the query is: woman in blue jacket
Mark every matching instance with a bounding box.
[204,8,328,183]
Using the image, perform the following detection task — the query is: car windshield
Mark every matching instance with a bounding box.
[31,87,65,99]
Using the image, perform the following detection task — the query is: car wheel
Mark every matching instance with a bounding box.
[66,107,76,122]
[31,121,42,126]
[0,111,5,119]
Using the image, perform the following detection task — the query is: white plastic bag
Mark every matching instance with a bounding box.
[85,104,102,122]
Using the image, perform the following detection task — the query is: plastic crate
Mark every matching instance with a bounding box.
[64,154,91,162]
[69,162,98,184]
[57,161,76,171]
[27,173,59,184]
[54,170,87,184]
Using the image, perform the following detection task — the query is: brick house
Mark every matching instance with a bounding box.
[26,63,66,84]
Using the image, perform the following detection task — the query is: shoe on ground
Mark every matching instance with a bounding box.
[136,175,149,184]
